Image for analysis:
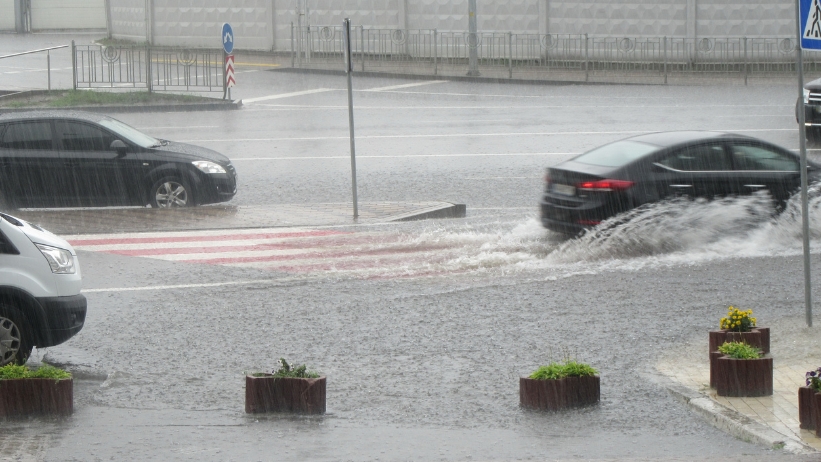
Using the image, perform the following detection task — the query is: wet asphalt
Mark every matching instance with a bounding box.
[3,33,821,460]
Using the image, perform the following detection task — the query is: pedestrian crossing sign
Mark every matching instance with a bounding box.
[802,0,821,49]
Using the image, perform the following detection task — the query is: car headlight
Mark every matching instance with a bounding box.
[35,244,75,274]
[192,161,227,174]
[805,88,811,104]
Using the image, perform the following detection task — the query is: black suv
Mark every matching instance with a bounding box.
[0,111,237,208]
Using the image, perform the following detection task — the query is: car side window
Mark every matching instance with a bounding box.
[56,121,117,152]
[730,144,798,171]
[658,144,732,171]
[0,121,54,150]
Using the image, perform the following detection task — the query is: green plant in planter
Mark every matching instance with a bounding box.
[806,367,821,391]
[719,306,757,332]
[252,358,319,378]
[529,360,598,380]
[0,364,71,380]
[717,341,761,359]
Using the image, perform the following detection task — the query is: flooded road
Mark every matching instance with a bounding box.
[4,60,821,460]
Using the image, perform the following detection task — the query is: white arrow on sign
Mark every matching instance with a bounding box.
[224,32,233,44]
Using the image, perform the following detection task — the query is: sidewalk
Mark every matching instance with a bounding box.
[9,202,466,234]
[656,316,821,454]
[234,50,808,87]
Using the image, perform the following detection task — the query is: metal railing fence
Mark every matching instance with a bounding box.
[0,45,68,90]
[72,44,224,93]
[291,26,821,83]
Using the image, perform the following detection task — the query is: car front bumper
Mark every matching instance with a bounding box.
[35,294,87,347]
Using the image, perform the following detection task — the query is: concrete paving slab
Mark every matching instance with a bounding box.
[7,201,466,234]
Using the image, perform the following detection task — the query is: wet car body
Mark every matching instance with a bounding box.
[541,131,821,235]
[0,111,237,208]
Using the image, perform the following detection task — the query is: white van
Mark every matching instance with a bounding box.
[0,212,86,366]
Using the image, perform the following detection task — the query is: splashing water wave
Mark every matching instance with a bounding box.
[366,185,821,280]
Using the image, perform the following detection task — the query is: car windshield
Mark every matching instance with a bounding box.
[98,118,162,148]
[573,140,658,167]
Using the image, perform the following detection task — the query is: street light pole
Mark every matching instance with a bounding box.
[343,18,359,220]
[796,0,813,327]
[467,0,480,76]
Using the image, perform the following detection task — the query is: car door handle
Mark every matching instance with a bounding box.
[669,184,693,188]
[743,184,767,189]
[63,162,79,168]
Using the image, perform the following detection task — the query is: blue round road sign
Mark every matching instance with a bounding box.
[222,23,234,54]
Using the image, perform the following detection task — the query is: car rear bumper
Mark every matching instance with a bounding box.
[35,294,86,347]
[804,104,821,126]
[540,200,588,235]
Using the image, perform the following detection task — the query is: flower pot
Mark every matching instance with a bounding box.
[519,375,600,411]
[245,375,326,414]
[0,378,73,417]
[708,327,769,355]
[709,328,769,390]
[799,386,820,430]
[815,393,821,437]
[714,355,772,397]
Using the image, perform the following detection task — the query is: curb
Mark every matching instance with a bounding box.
[665,383,816,454]
[388,203,466,222]
[269,66,651,87]
[0,91,242,114]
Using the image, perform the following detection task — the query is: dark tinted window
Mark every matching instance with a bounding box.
[730,144,798,171]
[659,144,731,171]
[573,140,658,167]
[0,229,19,255]
[56,121,117,152]
[0,121,53,150]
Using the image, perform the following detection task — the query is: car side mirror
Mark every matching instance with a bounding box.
[110,139,128,155]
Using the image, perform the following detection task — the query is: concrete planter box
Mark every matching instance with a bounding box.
[519,375,600,411]
[709,328,770,354]
[0,378,73,417]
[245,374,326,414]
[714,355,772,397]
[709,327,769,389]
[799,386,821,430]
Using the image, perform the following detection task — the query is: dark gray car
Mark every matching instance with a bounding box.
[0,111,237,208]
[541,131,821,235]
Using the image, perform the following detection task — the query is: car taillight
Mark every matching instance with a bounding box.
[576,179,634,192]
[544,170,551,184]
[577,219,601,225]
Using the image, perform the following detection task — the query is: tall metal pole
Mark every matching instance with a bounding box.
[467,0,479,76]
[796,0,813,327]
[344,18,359,220]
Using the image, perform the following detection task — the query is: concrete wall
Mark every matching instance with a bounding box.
[0,0,15,31]
[108,0,800,51]
[30,0,107,31]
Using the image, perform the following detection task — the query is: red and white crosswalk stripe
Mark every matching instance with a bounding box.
[66,227,458,278]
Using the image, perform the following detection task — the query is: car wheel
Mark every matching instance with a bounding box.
[0,304,32,366]
[149,177,193,208]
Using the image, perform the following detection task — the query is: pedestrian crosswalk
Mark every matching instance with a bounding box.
[67,227,459,278]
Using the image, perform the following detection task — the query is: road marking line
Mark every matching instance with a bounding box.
[234,62,281,67]
[186,129,795,143]
[363,80,449,92]
[83,278,308,293]
[242,88,337,104]
[230,152,577,160]
[69,229,345,246]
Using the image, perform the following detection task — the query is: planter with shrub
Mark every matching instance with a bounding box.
[713,341,772,397]
[709,307,768,388]
[0,364,73,417]
[245,358,325,414]
[520,360,600,411]
[800,367,821,431]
